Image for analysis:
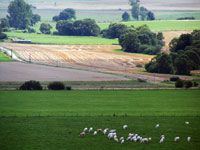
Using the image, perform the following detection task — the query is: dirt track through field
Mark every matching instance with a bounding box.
[0,62,128,81]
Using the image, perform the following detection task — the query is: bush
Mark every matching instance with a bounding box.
[48,82,65,90]
[137,78,147,83]
[19,80,43,90]
[193,82,199,87]
[27,27,36,33]
[170,76,180,82]
[0,32,7,40]
[184,81,193,88]
[175,79,184,88]
[40,23,52,34]
[66,86,72,90]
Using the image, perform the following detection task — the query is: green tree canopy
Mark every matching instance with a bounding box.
[53,8,76,22]
[40,23,52,34]
[122,11,130,22]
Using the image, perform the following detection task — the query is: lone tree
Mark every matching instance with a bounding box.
[53,8,76,21]
[7,0,40,29]
[40,23,52,34]
[131,2,140,20]
[147,11,155,20]
[122,11,130,21]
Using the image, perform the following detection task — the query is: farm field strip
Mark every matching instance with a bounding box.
[1,43,153,75]
[0,90,199,117]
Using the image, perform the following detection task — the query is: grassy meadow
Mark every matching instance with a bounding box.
[0,52,11,62]
[0,90,199,150]
[5,32,118,45]
[4,20,200,45]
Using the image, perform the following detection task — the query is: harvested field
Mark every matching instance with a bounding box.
[0,62,128,81]
[1,42,193,82]
[1,43,153,74]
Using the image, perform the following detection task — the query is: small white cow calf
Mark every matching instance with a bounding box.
[174,137,180,142]
[83,127,88,132]
[93,131,97,135]
[187,137,191,142]
[121,139,125,144]
[155,124,160,128]
[185,121,190,125]
[159,135,165,143]
[123,125,128,130]
[103,128,109,135]
[80,132,85,137]
[89,127,93,132]
[120,137,124,141]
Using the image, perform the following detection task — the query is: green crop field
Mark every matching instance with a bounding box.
[4,20,200,45]
[5,32,118,45]
[0,90,199,150]
[100,20,200,31]
[0,52,11,62]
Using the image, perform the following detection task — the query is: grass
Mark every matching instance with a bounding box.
[0,52,11,62]
[0,90,199,150]
[99,20,200,31]
[0,90,199,116]
[0,116,199,150]
[5,32,118,45]
[4,20,200,45]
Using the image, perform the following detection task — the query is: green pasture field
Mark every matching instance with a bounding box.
[5,32,118,45]
[100,20,200,31]
[0,90,199,116]
[0,52,11,62]
[0,90,199,150]
[4,20,200,45]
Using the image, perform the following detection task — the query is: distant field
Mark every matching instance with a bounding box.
[5,32,118,45]
[0,52,11,62]
[0,90,199,149]
[1,9,200,22]
[4,21,200,45]
[100,20,200,31]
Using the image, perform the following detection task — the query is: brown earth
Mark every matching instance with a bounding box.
[0,62,128,81]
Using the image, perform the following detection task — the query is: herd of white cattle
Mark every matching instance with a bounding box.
[79,122,191,144]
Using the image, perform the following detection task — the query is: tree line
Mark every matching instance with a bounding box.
[145,30,200,75]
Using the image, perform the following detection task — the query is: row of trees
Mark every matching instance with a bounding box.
[145,30,200,75]
[130,0,155,21]
[56,19,100,36]
[102,24,163,54]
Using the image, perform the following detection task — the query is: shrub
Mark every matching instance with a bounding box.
[0,32,7,40]
[40,23,52,34]
[48,82,65,90]
[19,80,43,90]
[193,82,199,87]
[175,79,184,88]
[66,86,72,90]
[184,81,193,88]
[27,27,36,33]
[137,78,147,83]
[170,76,180,82]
